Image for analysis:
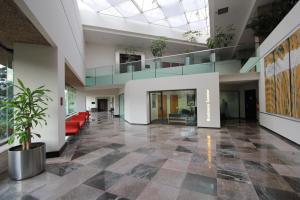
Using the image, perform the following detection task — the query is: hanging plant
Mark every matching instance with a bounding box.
[206,25,235,49]
[150,37,167,57]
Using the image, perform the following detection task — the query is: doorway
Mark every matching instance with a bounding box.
[97,99,108,112]
[245,89,257,120]
[149,90,197,125]
[119,94,124,119]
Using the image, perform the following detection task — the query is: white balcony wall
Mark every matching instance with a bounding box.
[125,73,220,128]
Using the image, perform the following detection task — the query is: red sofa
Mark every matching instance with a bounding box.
[70,115,86,128]
[78,111,90,121]
[65,121,80,136]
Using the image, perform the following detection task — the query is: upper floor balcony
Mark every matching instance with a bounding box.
[85,45,259,87]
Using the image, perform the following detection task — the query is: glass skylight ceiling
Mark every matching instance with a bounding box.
[81,0,210,39]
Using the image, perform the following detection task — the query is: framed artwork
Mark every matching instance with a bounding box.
[187,94,195,106]
[264,52,276,113]
[264,26,300,119]
[274,39,291,116]
[290,28,300,118]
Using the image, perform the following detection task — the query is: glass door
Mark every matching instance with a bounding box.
[119,94,124,119]
[150,91,165,123]
[150,90,197,125]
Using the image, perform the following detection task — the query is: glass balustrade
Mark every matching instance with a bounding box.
[85,45,257,87]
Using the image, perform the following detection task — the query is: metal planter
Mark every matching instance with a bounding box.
[8,142,46,180]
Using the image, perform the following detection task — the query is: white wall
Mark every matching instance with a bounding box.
[14,44,65,152]
[86,96,96,111]
[15,0,85,82]
[259,2,300,144]
[85,43,115,68]
[85,43,154,69]
[124,73,220,128]
[75,90,86,112]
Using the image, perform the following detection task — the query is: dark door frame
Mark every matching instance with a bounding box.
[245,89,257,120]
[97,98,108,112]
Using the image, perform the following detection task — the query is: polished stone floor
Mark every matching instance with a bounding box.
[0,112,300,200]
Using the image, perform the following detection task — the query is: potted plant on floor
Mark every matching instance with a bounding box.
[0,79,52,180]
[151,37,167,69]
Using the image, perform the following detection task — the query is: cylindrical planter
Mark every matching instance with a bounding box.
[8,142,46,180]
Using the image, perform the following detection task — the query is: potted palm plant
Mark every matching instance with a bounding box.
[0,79,52,180]
[151,37,167,69]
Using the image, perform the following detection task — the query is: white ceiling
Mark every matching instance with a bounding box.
[212,0,275,46]
[79,0,210,40]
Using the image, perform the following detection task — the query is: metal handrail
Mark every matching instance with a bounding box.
[86,43,255,69]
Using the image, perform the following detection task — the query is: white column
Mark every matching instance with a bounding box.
[13,43,65,152]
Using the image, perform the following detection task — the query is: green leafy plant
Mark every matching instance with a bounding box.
[206,25,235,49]
[183,30,202,42]
[150,37,167,57]
[247,0,299,40]
[0,79,52,150]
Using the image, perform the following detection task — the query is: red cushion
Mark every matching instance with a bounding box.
[78,112,90,120]
[70,116,85,128]
[65,121,79,136]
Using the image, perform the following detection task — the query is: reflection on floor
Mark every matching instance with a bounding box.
[0,112,300,200]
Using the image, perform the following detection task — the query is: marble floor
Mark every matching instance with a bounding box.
[0,112,300,200]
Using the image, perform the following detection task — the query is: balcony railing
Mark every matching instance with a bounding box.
[86,44,256,87]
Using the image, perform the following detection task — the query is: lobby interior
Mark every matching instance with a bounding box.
[0,0,300,200]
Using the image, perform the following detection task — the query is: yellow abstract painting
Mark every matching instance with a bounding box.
[289,28,300,118]
[274,39,291,116]
[264,52,276,113]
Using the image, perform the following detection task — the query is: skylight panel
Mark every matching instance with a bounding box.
[81,0,111,11]
[185,9,207,23]
[144,8,165,22]
[157,0,179,7]
[168,15,187,27]
[189,20,207,30]
[115,1,141,17]
[161,2,184,17]
[106,0,127,6]
[153,19,170,27]
[181,0,207,12]
[133,0,158,12]
[175,24,190,31]
[129,13,149,23]
[100,6,122,17]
